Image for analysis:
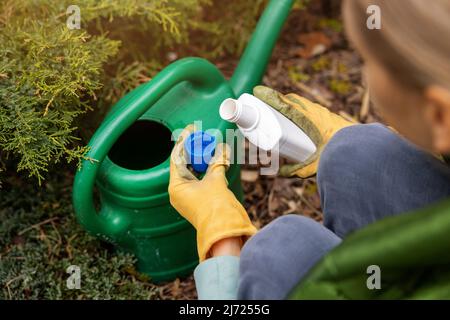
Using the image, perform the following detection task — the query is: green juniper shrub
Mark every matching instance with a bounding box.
[0,170,161,299]
[0,0,271,183]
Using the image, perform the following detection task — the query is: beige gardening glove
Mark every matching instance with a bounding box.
[254,85,357,178]
[169,124,257,262]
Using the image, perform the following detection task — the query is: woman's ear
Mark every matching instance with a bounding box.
[424,85,450,154]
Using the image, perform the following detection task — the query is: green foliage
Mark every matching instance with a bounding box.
[0,22,117,182]
[293,0,310,10]
[337,61,348,74]
[0,0,267,183]
[0,172,160,299]
[318,18,343,33]
[329,78,352,95]
[191,0,267,57]
[311,56,331,72]
[288,65,311,83]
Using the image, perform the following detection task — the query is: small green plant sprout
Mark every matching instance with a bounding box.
[288,66,311,83]
[329,79,352,95]
[311,56,331,72]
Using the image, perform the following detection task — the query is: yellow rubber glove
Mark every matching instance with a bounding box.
[169,124,257,262]
[253,85,357,178]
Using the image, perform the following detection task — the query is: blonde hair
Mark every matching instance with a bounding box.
[344,0,450,90]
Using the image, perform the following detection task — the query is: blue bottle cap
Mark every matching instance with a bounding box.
[184,131,216,173]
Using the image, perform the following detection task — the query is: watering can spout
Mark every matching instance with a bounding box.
[229,0,295,96]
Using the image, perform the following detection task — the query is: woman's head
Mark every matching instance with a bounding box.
[343,0,450,154]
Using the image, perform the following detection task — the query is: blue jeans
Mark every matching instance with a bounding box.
[238,123,450,300]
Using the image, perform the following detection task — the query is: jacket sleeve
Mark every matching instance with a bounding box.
[193,256,240,300]
[289,199,450,299]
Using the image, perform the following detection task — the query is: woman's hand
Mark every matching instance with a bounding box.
[168,124,257,262]
[254,85,356,178]
[210,237,242,257]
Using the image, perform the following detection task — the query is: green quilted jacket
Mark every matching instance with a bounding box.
[289,198,450,299]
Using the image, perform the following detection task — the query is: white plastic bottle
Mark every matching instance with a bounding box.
[219,93,316,162]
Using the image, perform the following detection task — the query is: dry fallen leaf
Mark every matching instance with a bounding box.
[297,32,332,59]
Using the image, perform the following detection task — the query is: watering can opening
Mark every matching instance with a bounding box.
[108,120,173,171]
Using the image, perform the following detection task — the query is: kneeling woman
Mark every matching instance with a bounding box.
[168,0,450,299]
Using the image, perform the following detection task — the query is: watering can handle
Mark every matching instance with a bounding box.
[72,58,227,238]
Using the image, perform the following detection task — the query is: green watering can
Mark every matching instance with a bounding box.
[73,0,294,282]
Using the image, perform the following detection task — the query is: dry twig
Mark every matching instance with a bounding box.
[18,217,59,235]
[293,81,333,108]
